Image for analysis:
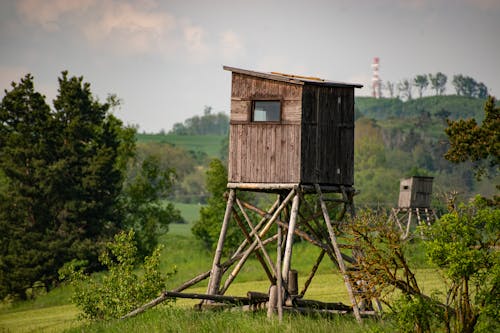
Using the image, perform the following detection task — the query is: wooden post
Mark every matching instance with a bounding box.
[315,184,362,323]
[267,285,277,318]
[404,209,412,240]
[282,193,299,285]
[276,218,283,321]
[207,189,235,295]
[288,270,298,296]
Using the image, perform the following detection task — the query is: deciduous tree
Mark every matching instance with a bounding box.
[428,72,447,95]
[414,75,429,98]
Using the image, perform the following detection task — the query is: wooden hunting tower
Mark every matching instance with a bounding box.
[126,67,379,323]
[398,176,434,209]
[225,66,362,188]
[392,176,437,239]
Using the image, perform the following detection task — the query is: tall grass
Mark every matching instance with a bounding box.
[65,306,393,333]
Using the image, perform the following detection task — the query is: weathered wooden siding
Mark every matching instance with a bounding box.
[228,73,302,183]
[300,85,354,186]
[230,73,303,123]
[228,123,301,183]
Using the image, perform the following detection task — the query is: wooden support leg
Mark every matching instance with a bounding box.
[220,189,295,294]
[276,218,283,321]
[207,189,236,295]
[404,209,412,240]
[282,193,300,286]
[315,184,362,323]
[392,208,404,233]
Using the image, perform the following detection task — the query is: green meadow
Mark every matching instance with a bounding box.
[0,202,447,333]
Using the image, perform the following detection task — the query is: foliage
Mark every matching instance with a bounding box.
[452,74,488,98]
[192,159,234,250]
[122,155,184,258]
[61,230,174,320]
[428,72,447,95]
[391,294,443,333]
[444,96,499,183]
[169,106,229,136]
[424,198,499,333]
[413,75,429,98]
[191,159,250,252]
[397,79,412,100]
[0,73,135,300]
[343,210,448,332]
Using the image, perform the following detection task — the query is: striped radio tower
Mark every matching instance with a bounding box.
[371,57,381,98]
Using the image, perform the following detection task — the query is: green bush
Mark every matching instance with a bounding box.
[60,230,175,320]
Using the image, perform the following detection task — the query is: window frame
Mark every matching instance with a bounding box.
[251,99,282,123]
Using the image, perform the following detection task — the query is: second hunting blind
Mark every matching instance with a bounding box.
[225,66,362,187]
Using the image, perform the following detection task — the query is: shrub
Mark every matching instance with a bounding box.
[60,230,175,320]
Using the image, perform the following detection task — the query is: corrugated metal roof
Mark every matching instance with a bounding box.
[223,65,363,88]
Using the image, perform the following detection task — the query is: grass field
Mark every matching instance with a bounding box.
[0,204,447,332]
[136,133,225,158]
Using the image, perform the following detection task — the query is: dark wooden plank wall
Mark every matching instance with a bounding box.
[300,85,354,186]
[228,73,302,183]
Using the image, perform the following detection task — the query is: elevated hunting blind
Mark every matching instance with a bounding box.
[392,176,437,239]
[398,176,434,209]
[225,66,362,188]
[122,67,379,323]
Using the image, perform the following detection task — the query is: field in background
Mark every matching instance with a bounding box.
[136,133,225,158]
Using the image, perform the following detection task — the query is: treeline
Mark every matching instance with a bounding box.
[383,72,489,100]
[169,106,229,136]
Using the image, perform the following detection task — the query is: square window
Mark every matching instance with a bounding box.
[252,101,280,122]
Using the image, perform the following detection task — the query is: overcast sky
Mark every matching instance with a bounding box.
[1,0,499,133]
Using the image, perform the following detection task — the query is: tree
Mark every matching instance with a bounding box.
[444,96,499,182]
[168,107,229,136]
[414,75,429,98]
[384,81,395,98]
[425,198,499,333]
[428,72,447,95]
[398,79,412,100]
[452,75,488,98]
[62,229,174,320]
[0,73,135,299]
[122,155,184,258]
[191,159,248,252]
[0,74,60,299]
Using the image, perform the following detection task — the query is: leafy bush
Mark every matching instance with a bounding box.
[60,230,175,320]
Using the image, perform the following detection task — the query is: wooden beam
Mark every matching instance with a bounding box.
[207,189,236,296]
[282,194,299,284]
[232,206,276,283]
[315,184,362,323]
[220,189,295,294]
[299,249,326,298]
[236,198,276,276]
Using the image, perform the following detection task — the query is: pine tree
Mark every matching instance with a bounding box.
[0,73,135,299]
